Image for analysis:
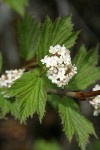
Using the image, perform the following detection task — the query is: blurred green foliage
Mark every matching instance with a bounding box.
[0,52,2,72]
[88,140,100,150]
[34,140,62,150]
[3,0,28,16]
[18,14,40,61]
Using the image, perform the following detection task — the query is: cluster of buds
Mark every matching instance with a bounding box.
[90,84,100,116]
[0,69,25,88]
[41,45,77,88]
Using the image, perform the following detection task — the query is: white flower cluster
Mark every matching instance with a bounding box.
[0,69,25,88]
[89,84,100,116]
[41,45,77,88]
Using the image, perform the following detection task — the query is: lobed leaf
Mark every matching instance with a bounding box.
[37,17,53,65]
[37,16,79,65]
[59,97,97,150]
[4,0,28,16]
[8,69,47,123]
[68,45,100,90]
[18,14,40,61]
[0,89,20,119]
[48,94,61,109]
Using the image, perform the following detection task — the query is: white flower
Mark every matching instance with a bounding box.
[41,56,58,68]
[89,84,100,116]
[93,84,100,91]
[0,68,25,88]
[59,67,66,73]
[51,56,59,67]
[41,55,49,66]
[49,67,58,73]
[41,45,77,88]
[57,71,66,81]
[62,55,71,64]
[57,56,64,64]
[49,45,60,54]
[57,46,70,56]
[44,57,53,67]
[93,110,100,116]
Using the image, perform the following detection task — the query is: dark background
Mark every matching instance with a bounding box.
[0,0,100,150]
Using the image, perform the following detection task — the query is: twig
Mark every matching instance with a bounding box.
[75,90,100,101]
[22,62,39,70]
[47,89,100,101]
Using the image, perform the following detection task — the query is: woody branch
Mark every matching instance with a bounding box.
[47,89,100,101]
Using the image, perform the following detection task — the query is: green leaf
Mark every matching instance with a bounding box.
[0,89,20,119]
[68,45,100,90]
[34,140,62,150]
[0,52,3,72]
[59,97,97,150]
[42,73,58,89]
[48,94,61,109]
[4,0,28,16]
[8,69,47,123]
[51,17,79,48]
[18,14,40,61]
[37,17,53,64]
[37,16,79,65]
[88,141,100,150]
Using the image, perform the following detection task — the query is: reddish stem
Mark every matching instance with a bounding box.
[75,90,100,101]
[47,89,100,101]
